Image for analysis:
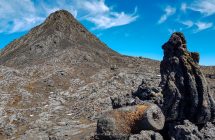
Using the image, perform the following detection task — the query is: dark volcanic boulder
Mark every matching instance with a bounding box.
[168,120,203,140]
[96,104,165,140]
[129,130,163,140]
[110,94,136,109]
[132,80,163,107]
[200,122,215,140]
[160,32,215,124]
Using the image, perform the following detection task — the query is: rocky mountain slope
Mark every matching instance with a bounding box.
[0,10,214,140]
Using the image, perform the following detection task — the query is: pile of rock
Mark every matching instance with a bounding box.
[94,32,215,140]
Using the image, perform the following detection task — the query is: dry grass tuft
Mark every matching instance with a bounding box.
[112,105,149,134]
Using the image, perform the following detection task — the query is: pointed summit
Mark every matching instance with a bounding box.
[0,10,119,68]
[42,10,84,34]
[46,10,76,23]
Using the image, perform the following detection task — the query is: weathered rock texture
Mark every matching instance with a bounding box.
[133,80,163,107]
[110,94,136,109]
[96,104,165,139]
[200,122,215,140]
[129,130,163,140]
[168,120,203,140]
[166,120,215,140]
[160,32,215,124]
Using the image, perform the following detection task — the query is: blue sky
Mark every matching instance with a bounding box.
[0,0,215,65]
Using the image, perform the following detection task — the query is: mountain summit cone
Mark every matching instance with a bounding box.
[0,10,120,68]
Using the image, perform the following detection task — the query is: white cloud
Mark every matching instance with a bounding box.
[168,29,176,35]
[158,6,176,24]
[181,3,187,12]
[177,1,215,33]
[179,20,213,33]
[189,0,215,16]
[9,17,45,33]
[78,0,109,14]
[181,20,194,28]
[87,10,138,29]
[0,0,39,33]
[168,28,182,35]
[96,33,103,37]
[78,1,138,29]
[195,21,213,31]
[0,0,138,33]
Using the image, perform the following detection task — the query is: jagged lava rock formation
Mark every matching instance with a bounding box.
[158,32,215,140]
[160,32,215,124]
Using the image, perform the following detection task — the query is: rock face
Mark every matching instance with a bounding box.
[160,32,215,124]
[96,104,165,139]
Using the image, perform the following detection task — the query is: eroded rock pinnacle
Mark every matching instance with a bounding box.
[160,32,215,124]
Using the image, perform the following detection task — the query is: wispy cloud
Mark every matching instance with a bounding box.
[181,20,194,28]
[78,0,138,29]
[176,1,215,33]
[179,20,213,32]
[168,28,176,35]
[0,0,41,33]
[195,21,213,31]
[77,0,109,14]
[0,0,138,33]
[0,0,77,33]
[189,0,215,16]
[87,8,138,29]
[181,3,187,12]
[158,6,176,24]
[9,17,45,33]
